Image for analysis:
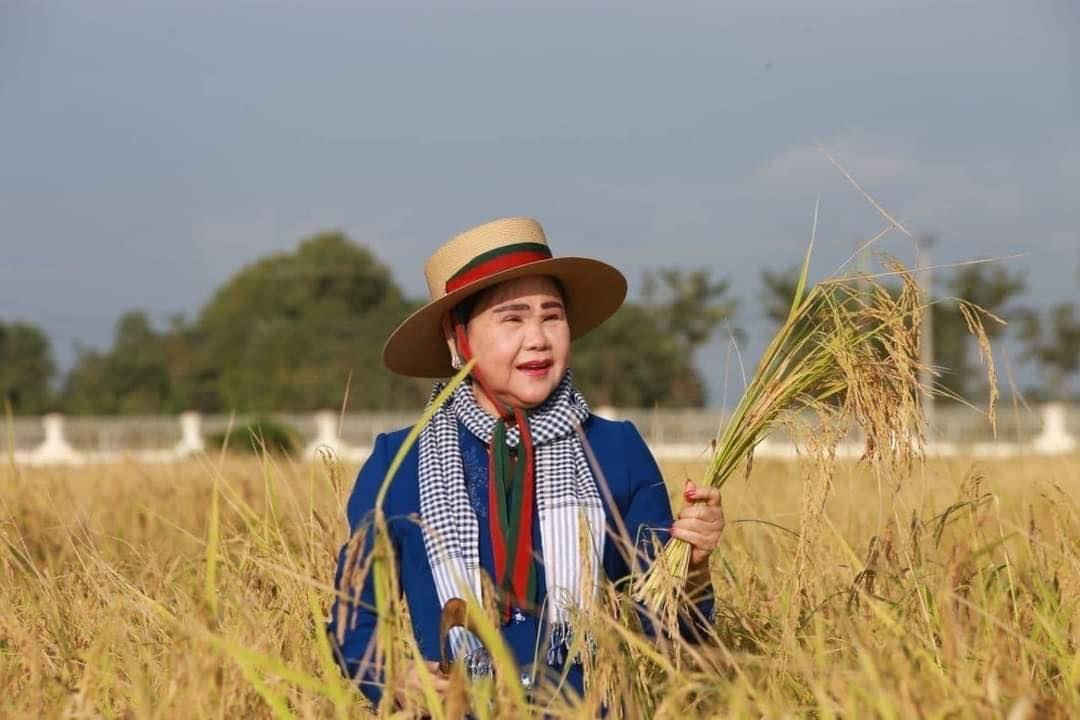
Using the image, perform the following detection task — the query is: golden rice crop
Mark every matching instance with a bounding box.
[3,446,1079,717]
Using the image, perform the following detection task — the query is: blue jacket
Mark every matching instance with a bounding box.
[327,414,712,707]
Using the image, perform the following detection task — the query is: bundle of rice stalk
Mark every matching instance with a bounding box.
[633,233,996,621]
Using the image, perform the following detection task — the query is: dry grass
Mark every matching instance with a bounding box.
[3,450,1079,718]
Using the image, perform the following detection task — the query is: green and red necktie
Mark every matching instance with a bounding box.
[452,315,537,623]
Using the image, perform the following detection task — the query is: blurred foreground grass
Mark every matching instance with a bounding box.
[2,452,1078,717]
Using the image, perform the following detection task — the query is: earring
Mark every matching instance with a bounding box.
[451,354,463,370]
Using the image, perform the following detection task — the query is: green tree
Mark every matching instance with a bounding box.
[186,231,428,412]
[757,265,841,360]
[574,267,738,407]
[63,311,175,413]
[160,314,218,412]
[1017,302,1080,400]
[933,264,1025,400]
[758,264,829,358]
[642,268,740,352]
[0,320,56,413]
[57,238,744,412]
[572,304,705,407]
[759,266,799,326]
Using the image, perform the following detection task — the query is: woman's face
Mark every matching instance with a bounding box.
[450,275,570,413]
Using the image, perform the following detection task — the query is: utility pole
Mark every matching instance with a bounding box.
[916,234,936,434]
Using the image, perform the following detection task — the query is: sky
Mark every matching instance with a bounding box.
[1,1,1077,404]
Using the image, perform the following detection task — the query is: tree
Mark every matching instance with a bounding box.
[933,264,1025,401]
[759,266,801,327]
[185,231,429,412]
[1017,302,1080,400]
[574,267,739,407]
[757,265,840,363]
[54,239,743,412]
[758,264,827,359]
[572,304,705,407]
[642,268,740,352]
[0,320,56,414]
[160,314,218,412]
[63,311,175,414]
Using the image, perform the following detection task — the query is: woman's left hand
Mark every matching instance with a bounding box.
[671,480,725,568]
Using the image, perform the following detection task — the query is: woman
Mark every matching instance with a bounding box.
[328,217,725,708]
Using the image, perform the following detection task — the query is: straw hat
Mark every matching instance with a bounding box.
[383,217,627,377]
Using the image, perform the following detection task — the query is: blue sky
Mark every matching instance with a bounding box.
[1,1,1077,403]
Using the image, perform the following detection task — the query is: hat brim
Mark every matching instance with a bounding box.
[382,257,627,378]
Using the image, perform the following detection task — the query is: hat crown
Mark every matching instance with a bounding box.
[424,217,550,301]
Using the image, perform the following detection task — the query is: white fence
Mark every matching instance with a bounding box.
[5,403,1077,466]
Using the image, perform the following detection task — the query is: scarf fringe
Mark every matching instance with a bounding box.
[464,648,494,678]
[461,622,593,681]
[545,621,597,667]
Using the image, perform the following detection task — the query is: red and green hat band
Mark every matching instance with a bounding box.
[444,242,553,294]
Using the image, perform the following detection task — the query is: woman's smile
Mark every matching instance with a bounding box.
[516,359,553,378]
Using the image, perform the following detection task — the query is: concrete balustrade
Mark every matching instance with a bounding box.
[6,404,1078,466]
[26,414,82,465]
[1031,403,1076,455]
[174,411,206,456]
[303,410,354,462]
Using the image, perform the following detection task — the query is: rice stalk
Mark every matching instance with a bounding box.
[634,238,998,621]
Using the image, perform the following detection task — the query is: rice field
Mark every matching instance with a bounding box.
[2,450,1078,718]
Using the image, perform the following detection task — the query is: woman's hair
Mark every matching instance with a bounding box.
[453,275,568,325]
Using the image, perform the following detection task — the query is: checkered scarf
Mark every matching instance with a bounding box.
[417,370,605,672]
